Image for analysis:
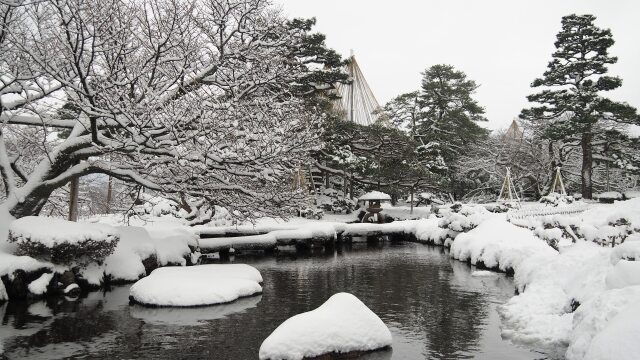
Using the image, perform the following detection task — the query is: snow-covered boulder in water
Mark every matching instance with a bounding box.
[129,264,262,307]
[259,292,392,360]
[8,217,119,266]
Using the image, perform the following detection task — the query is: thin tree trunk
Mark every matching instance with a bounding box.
[581,132,593,199]
[68,177,79,221]
[410,187,414,214]
[106,175,113,213]
[349,171,354,199]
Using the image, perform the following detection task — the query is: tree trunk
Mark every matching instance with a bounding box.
[349,171,354,199]
[581,132,593,199]
[106,176,113,213]
[410,187,414,214]
[68,177,79,221]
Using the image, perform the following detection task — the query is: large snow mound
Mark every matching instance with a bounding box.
[101,226,157,283]
[129,264,262,307]
[582,302,640,360]
[567,285,640,360]
[259,292,392,360]
[9,216,118,247]
[450,217,556,272]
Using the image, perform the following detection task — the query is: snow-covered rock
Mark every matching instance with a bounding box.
[27,272,53,296]
[259,292,392,360]
[129,264,262,307]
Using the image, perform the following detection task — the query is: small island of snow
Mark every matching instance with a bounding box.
[259,292,392,360]
[129,264,262,307]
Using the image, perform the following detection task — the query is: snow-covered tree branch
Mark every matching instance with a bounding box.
[0,0,338,219]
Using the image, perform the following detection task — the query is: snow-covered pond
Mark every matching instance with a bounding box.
[0,243,557,359]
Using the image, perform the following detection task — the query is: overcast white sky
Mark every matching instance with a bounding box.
[275,0,640,130]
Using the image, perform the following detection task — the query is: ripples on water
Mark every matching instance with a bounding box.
[0,242,552,359]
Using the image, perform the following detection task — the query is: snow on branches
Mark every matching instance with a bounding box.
[0,0,332,219]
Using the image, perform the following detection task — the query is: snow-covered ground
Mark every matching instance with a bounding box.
[447,199,640,360]
[259,292,392,360]
[129,264,262,307]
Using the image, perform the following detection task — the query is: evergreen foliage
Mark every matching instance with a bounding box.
[521,14,639,198]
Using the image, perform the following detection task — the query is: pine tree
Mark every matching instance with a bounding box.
[521,14,639,199]
[417,64,488,169]
[384,64,488,197]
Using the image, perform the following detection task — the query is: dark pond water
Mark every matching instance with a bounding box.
[0,243,552,360]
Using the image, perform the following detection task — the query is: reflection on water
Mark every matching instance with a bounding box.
[130,295,262,326]
[0,243,551,359]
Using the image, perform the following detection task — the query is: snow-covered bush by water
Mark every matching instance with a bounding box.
[259,293,392,360]
[451,217,556,272]
[8,217,119,266]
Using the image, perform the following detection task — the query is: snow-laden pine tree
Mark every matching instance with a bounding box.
[521,14,639,199]
[0,0,344,220]
[383,65,488,197]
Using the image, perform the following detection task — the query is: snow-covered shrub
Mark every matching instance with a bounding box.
[595,191,623,204]
[529,199,640,248]
[8,217,119,266]
[412,203,490,247]
[485,204,510,213]
[437,204,490,232]
[416,192,445,206]
[297,207,323,220]
[316,188,356,214]
[623,191,640,200]
[539,192,575,207]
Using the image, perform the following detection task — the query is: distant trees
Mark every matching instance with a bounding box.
[0,0,344,220]
[521,14,639,199]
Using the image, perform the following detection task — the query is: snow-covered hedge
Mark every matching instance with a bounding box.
[539,192,574,207]
[595,191,623,203]
[8,217,119,266]
[451,217,556,272]
[526,198,640,248]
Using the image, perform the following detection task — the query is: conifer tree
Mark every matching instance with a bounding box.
[521,14,639,199]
